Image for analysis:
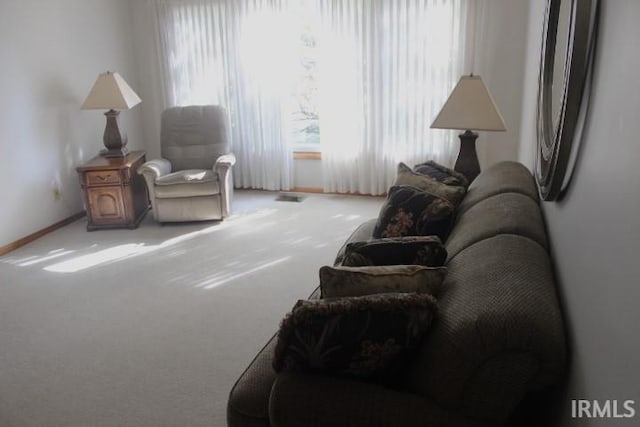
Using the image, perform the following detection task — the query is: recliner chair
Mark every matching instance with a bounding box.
[139,105,235,222]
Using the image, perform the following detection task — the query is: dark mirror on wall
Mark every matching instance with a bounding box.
[536,0,599,201]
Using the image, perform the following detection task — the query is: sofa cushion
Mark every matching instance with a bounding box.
[373,186,454,240]
[273,293,437,384]
[155,169,220,198]
[414,160,469,189]
[319,265,447,298]
[341,236,447,267]
[395,162,466,206]
[404,235,565,421]
[445,193,549,261]
[457,162,538,214]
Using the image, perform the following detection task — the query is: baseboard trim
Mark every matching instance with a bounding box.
[0,211,86,256]
[291,186,324,193]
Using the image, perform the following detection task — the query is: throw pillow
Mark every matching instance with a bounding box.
[273,293,437,383]
[395,162,465,206]
[341,235,447,267]
[372,185,455,240]
[413,160,470,189]
[319,265,447,298]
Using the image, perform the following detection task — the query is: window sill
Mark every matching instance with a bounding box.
[293,151,321,160]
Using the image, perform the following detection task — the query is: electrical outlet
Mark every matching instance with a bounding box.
[53,188,62,201]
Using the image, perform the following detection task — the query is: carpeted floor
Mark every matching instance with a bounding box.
[0,190,383,427]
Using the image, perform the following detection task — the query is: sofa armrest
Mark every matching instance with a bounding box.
[269,372,486,427]
[138,158,172,181]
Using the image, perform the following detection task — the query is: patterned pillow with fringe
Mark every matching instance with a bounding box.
[273,293,437,384]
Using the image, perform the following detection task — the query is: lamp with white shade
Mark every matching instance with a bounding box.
[431,74,506,182]
[81,71,141,158]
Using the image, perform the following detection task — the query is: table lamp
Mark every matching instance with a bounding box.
[81,71,141,158]
[431,74,506,182]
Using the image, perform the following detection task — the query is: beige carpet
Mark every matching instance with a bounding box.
[0,190,383,427]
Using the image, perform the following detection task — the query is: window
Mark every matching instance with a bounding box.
[156,0,467,193]
[292,23,320,149]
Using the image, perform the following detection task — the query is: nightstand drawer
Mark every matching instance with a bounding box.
[86,170,122,186]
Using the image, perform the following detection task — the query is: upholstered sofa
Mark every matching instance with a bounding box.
[227,161,566,426]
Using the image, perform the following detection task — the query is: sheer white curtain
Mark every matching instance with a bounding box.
[153,0,296,191]
[317,0,469,195]
[152,0,469,194]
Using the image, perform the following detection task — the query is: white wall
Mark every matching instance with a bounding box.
[0,0,144,247]
[518,1,640,424]
[471,0,530,171]
[131,1,165,160]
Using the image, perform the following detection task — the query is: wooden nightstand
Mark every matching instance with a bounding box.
[76,151,149,231]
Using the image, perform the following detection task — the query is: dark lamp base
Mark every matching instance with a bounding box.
[101,109,128,158]
[454,130,480,182]
[100,147,130,158]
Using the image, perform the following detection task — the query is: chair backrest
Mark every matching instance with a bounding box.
[161,105,230,170]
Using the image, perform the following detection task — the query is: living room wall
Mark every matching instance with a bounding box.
[0,0,144,248]
[518,0,640,424]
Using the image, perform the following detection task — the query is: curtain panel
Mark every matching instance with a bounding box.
[151,0,469,194]
[317,0,469,195]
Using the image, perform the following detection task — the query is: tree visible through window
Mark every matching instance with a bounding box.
[291,20,320,147]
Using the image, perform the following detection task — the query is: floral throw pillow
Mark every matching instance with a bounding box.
[273,293,437,384]
[320,265,447,298]
[372,185,455,240]
[341,235,447,267]
[414,160,469,189]
[395,162,466,206]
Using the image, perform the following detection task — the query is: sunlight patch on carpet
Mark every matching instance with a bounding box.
[197,256,292,290]
[42,208,279,273]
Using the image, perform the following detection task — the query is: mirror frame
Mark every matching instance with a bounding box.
[536,0,599,200]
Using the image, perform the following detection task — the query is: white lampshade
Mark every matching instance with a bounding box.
[81,71,141,111]
[431,75,506,132]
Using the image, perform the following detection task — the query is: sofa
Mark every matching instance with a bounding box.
[227,161,566,426]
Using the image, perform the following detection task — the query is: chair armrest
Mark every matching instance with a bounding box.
[269,372,484,427]
[138,158,172,180]
[214,153,236,218]
[214,153,236,171]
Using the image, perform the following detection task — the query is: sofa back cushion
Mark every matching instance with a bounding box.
[457,161,539,215]
[445,192,548,261]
